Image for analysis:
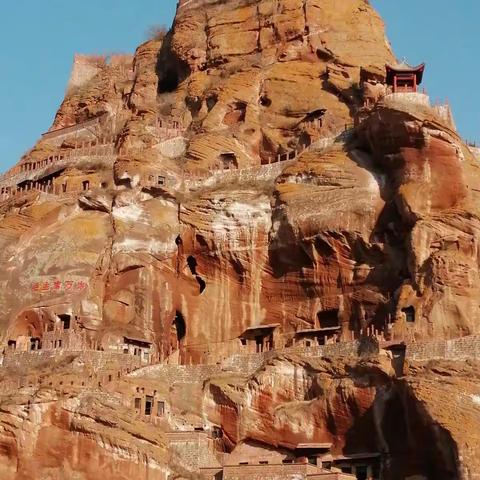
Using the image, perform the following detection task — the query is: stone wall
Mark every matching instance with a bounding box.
[168,431,223,471]
[2,349,141,372]
[406,335,480,361]
[129,363,224,384]
[184,159,296,191]
[41,113,109,141]
[67,54,106,92]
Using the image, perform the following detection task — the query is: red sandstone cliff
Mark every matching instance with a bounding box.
[0,0,477,478]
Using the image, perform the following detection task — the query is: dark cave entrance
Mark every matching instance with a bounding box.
[187,255,207,294]
[58,314,71,330]
[159,69,180,93]
[187,256,198,275]
[173,311,186,343]
[317,309,339,329]
[402,306,415,323]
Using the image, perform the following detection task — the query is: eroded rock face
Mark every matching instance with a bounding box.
[0,0,478,478]
[205,354,470,480]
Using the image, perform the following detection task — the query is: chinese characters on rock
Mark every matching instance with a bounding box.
[31,279,88,293]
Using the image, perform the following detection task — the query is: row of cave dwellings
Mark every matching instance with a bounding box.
[1,63,426,360]
[0,120,118,201]
[0,58,429,200]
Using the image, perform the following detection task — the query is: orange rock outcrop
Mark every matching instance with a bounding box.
[0,0,477,478]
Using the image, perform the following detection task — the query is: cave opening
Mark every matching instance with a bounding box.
[304,108,327,125]
[259,95,272,107]
[402,306,415,323]
[187,256,198,275]
[173,311,186,342]
[317,309,339,329]
[219,152,238,170]
[58,314,71,330]
[206,94,218,111]
[159,69,180,93]
[196,276,206,294]
[187,256,206,294]
[30,337,41,351]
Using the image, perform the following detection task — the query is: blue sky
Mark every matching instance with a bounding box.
[0,1,478,172]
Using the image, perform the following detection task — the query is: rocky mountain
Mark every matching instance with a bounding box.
[0,0,478,479]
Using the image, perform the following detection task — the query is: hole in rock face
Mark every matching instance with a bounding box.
[186,256,206,294]
[259,95,272,107]
[58,314,71,330]
[219,153,238,170]
[173,311,186,342]
[402,306,415,322]
[317,309,339,329]
[159,69,180,93]
[175,235,183,246]
[187,256,198,275]
[196,276,206,294]
[206,94,218,111]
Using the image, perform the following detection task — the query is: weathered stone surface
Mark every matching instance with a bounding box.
[0,0,478,478]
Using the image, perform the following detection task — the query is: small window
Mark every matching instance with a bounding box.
[259,461,268,465]
[82,180,90,191]
[158,176,165,186]
[62,184,67,193]
[239,462,248,465]
[403,306,415,323]
[134,398,141,410]
[101,182,107,189]
[282,459,293,464]
[306,340,311,347]
[157,401,165,416]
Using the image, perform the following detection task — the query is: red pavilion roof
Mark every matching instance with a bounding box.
[385,62,425,85]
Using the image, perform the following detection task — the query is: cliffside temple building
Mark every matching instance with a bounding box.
[385,61,425,93]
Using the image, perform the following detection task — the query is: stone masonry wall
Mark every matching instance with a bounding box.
[67,54,106,92]
[129,364,225,384]
[406,335,480,361]
[2,349,141,371]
